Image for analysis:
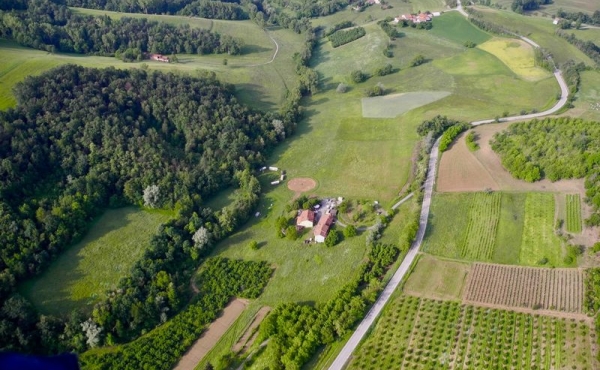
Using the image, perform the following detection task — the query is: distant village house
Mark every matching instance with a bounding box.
[149,53,170,63]
[394,12,434,24]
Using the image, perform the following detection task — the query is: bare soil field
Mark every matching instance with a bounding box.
[174,299,248,370]
[287,177,317,196]
[232,306,271,354]
[464,263,584,314]
[437,123,585,193]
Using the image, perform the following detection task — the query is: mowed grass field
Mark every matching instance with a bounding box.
[403,254,470,300]
[20,207,173,315]
[423,192,569,266]
[361,91,451,118]
[571,70,600,121]
[478,38,550,81]
[348,295,596,370]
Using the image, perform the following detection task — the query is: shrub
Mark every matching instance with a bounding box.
[249,240,259,250]
[465,131,479,151]
[374,64,393,76]
[410,54,426,67]
[365,83,385,97]
[464,41,476,48]
[336,83,349,93]
[325,229,341,247]
[343,225,357,238]
[351,70,368,83]
[439,123,470,152]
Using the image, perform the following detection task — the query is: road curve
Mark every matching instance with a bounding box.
[328,12,570,370]
[328,138,440,370]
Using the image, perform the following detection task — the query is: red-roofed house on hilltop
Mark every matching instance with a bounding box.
[297,210,315,228]
[314,212,335,243]
[395,13,432,23]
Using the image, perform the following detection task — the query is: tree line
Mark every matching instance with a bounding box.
[0,65,295,355]
[511,0,551,13]
[556,9,600,26]
[0,0,242,57]
[329,27,366,48]
[556,30,600,66]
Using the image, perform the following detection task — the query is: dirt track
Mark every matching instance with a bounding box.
[174,299,248,370]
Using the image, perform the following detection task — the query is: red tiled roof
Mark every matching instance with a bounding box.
[297,210,315,224]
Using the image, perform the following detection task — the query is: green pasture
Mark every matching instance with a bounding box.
[423,192,568,266]
[403,254,469,300]
[478,38,551,81]
[471,7,594,66]
[349,295,595,370]
[0,19,302,111]
[573,70,600,121]
[429,11,492,45]
[361,91,451,118]
[20,207,173,315]
[566,194,582,233]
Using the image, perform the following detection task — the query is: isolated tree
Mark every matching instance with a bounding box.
[249,240,259,250]
[81,319,102,348]
[143,184,160,208]
[351,70,367,83]
[192,226,211,250]
[410,54,426,67]
[325,229,341,247]
[343,225,357,238]
[336,83,349,93]
[286,225,298,240]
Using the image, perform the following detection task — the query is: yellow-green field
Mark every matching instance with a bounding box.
[20,207,173,315]
[478,38,550,81]
[403,254,470,300]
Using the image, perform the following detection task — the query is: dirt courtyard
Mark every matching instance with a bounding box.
[287,177,317,195]
[437,123,585,194]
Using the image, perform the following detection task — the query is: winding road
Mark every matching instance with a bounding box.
[327,9,571,370]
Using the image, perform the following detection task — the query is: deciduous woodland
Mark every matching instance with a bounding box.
[0,64,295,354]
[0,0,243,57]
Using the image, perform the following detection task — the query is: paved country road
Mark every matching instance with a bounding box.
[328,138,440,370]
[328,10,570,369]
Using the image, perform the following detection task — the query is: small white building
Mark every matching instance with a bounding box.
[269,166,279,171]
[271,180,280,185]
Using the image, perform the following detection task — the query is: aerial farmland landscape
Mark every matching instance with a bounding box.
[1,0,600,368]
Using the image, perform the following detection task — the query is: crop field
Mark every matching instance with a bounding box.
[424,192,567,266]
[478,38,550,81]
[361,91,451,118]
[403,254,470,301]
[520,193,563,266]
[471,7,593,66]
[20,207,173,315]
[429,11,492,45]
[348,295,596,370]
[464,263,584,313]
[566,194,583,233]
[460,192,501,261]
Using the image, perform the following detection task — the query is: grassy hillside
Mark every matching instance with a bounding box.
[20,207,173,315]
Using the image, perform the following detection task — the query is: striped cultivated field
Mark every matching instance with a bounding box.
[460,192,501,261]
[464,263,584,313]
[566,194,582,233]
[520,193,562,266]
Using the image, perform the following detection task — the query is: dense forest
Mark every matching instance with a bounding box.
[328,26,366,47]
[0,0,242,57]
[510,0,551,13]
[179,0,249,19]
[491,118,600,222]
[0,65,295,354]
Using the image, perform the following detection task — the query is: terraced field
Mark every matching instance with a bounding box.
[566,194,583,233]
[348,295,596,370]
[464,263,584,313]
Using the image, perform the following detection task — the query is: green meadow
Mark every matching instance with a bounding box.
[423,192,569,266]
[20,207,173,315]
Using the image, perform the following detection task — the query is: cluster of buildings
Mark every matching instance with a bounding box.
[393,12,440,24]
[296,199,340,243]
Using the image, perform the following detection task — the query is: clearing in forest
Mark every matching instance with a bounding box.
[20,207,173,315]
[361,91,450,118]
[566,194,583,233]
[464,263,584,313]
[403,254,470,301]
[348,295,597,370]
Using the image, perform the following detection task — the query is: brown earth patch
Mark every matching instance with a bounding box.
[287,177,317,194]
[232,306,271,354]
[174,298,248,370]
[437,123,585,193]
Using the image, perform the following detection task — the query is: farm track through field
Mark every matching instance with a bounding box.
[329,8,572,369]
